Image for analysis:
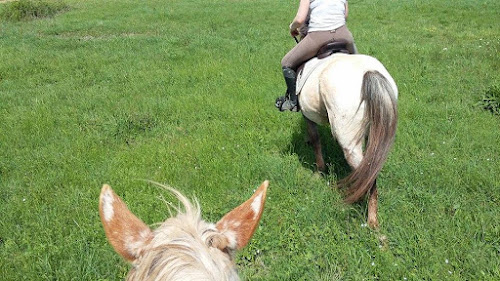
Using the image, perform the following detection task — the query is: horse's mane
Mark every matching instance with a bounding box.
[126,184,239,281]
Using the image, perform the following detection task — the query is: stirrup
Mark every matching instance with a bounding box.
[275,96,286,109]
[279,99,299,112]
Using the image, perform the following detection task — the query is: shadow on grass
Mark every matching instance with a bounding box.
[284,118,351,180]
[283,118,373,222]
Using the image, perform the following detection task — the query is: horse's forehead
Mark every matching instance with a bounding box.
[144,219,236,276]
[155,216,211,240]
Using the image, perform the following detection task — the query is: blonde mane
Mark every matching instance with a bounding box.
[99,181,268,281]
[128,186,238,281]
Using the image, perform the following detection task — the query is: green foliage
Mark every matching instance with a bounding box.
[0,0,68,21]
[480,84,500,115]
[0,0,499,280]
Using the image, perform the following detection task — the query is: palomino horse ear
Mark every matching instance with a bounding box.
[99,184,153,262]
[215,180,269,250]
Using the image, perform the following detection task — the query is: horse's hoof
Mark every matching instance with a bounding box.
[316,163,326,173]
[368,218,379,229]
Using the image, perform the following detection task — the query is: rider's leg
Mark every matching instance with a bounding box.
[278,67,298,111]
[277,31,336,111]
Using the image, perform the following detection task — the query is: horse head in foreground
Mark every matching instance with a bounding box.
[299,52,398,229]
[99,181,269,281]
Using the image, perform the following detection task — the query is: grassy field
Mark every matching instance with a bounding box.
[1,0,499,280]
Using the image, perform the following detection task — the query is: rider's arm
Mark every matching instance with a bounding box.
[289,0,310,37]
[344,1,349,20]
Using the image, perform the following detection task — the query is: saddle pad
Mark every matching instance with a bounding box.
[295,56,332,96]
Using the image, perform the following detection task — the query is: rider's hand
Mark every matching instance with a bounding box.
[289,22,299,37]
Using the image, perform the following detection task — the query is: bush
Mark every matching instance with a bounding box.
[0,0,68,21]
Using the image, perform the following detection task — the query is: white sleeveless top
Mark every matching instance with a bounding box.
[307,0,347,32]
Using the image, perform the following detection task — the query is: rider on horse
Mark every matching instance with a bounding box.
[276,0,358,112]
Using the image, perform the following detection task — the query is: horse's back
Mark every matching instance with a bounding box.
[318,54,396,107]
[300,53,397,126]
[322,54,397,97]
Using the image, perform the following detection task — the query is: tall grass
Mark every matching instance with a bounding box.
[0,0,499,280]
[0,0,68,21]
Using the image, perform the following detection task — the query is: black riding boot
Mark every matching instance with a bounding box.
[275,67,299,112]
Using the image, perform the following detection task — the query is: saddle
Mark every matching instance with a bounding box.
[316,41,349,59]
[295,41,350,96]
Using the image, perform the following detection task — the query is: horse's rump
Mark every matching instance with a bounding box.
[341,70,398,203]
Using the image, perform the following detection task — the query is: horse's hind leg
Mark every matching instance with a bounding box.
[368,181,379,229]
[305,117,326,172]
[344,140,380,229]
[330,117,379,228]
[342,144,363,171]
[342,140,379,228]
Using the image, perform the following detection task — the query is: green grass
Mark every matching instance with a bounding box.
[0,0,68,21]
[1,0,499,280]
[480,84,500,115]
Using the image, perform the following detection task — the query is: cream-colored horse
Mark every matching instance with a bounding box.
[99,181,268,280]
[299,53,398,228]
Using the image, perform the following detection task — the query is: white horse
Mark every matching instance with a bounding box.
[99,181,269,280]
[298,52,398,229]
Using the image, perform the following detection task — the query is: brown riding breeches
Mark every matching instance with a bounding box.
[281,25,357,70]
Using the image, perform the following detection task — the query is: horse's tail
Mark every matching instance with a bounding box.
[341,70,398,204]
